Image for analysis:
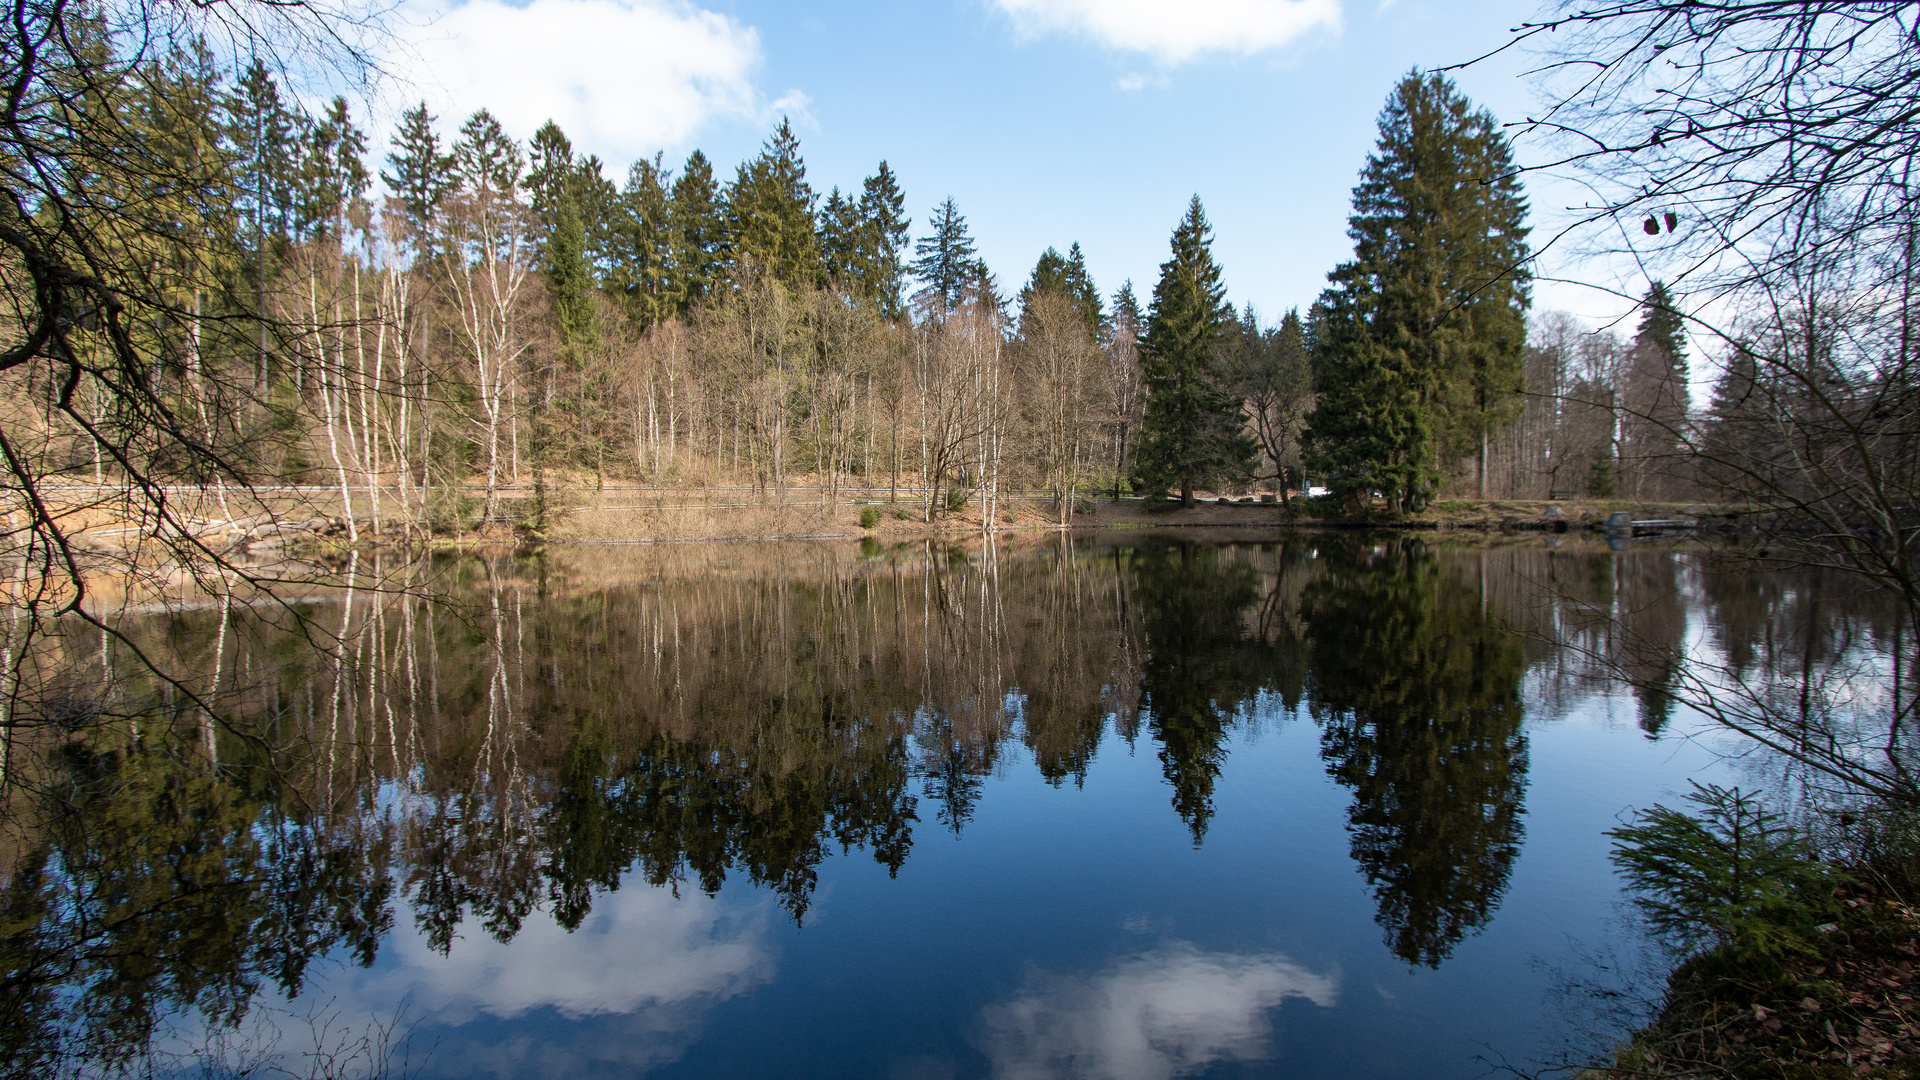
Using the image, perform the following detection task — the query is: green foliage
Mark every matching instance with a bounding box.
[727,117,822,288]
[860,504,881,529]
[609,153,674,327]
[669,149,727,308]
[1019,242,1104,344]
[1136,197,1256,504]
[1609,783,1840,960]
[944,487,968,513]
[1306,71,1530,512]
[819,162,911,316]
[452,108,523,198]
[911,197,986,311]
[380,101,454,237]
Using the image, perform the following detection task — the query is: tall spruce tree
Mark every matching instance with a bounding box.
[1620,280,1690,497]
[1305,71,1530,511]
[381,102,454,241]
[857,161,911,318]
[611,154,672,327]
[297,96,368,243]
[227,60,295,256]
[1019,245,1100,337]
[525,120,575,225]
[817,186,863,288]
[727,117,820,287]
[1137,196,1254,507]
[453,109,522,199]
[668,150,725,311]
[911,197,984,313]
[226,60,296,387]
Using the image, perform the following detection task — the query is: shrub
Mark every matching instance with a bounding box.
[859,505,880,529]
[944,487,968,513]
[893,509,909,520]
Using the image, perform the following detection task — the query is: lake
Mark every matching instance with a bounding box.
[3,531,1880,1079]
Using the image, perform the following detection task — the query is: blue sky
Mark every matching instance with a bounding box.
[384,0,1619,324]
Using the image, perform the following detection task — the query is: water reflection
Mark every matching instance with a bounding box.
[977,944,1338,1080]
[1135,544,1283,845]
[1303,545,1529,967]
[1,534,1895,1073]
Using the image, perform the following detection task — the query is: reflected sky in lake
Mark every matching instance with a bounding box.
[8,534,1850,1079]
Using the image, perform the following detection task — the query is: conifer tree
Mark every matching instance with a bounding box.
[857,161,911,319]
[726,117,820,287]
[1305,71,1530,511]
[1065,242,1104,342]
[817,186,863,287]
[1107,280,1147,496]
[911,197,984,312]
[611,154,672,327]
[454,109,522,199]
[381,102,454,240]
[669,149,725,310]
[226,60,296,387]
[1620,280,1691,496]
[297,96,368,243]
[525,120,575,224]
[1018,244,1101,343]
[227,60,295,256]
[1136,197,1254,507]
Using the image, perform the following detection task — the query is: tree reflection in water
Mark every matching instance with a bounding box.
[0,535,1871,1070]
[1303,540,1530,967]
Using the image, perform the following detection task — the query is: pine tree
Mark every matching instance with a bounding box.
[1621,280,1691,497]
[525,120,575,223]
[726,117,820,287]
[380,102,454,240]
[1064,242,1104,342]
[1305,71,1530,511]
[226,60,296,387]
[1106,280,1147,496]
[857,161,911,319]
[669,149,725,311]
[1136,196,1254,507]
[297,96,368,243]
[227,60,295,257]
[817,186,862,287]
[911,197,983,312]
[454,109,522,198]
[1017,244,1101,343]
[611,153,672,327]
[1020,247,1072,306]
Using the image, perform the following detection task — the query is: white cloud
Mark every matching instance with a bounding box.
[391,0,782,164]
[978,944,1338,1080]
[990,0,1342,65]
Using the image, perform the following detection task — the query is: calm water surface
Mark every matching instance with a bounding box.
[11,532,1876,1079]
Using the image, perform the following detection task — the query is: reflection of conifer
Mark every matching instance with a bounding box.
[923,749,984,835]
[1133,542,1271,845]
[1304,540,1530,966]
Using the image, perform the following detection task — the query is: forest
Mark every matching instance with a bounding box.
[0,28,1729,543]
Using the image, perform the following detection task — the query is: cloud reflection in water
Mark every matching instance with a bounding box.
[979,944,1338,1080]
[347,883,774,1077]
